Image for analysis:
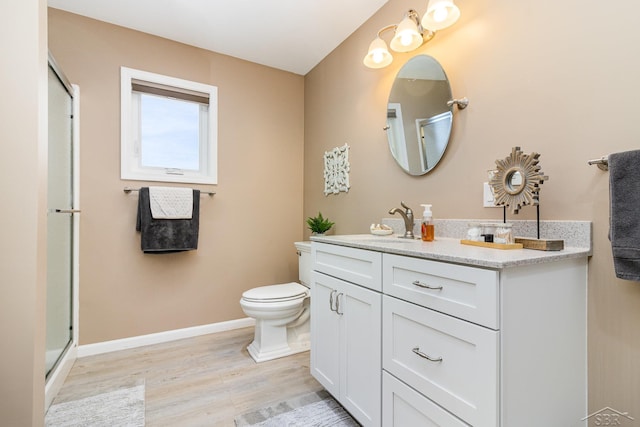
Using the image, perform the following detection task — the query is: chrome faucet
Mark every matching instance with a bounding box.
[389,201,415,239]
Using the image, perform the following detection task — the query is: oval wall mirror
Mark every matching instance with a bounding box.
[386,55,453,175]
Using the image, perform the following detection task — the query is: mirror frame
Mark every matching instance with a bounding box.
[489,146,548,214]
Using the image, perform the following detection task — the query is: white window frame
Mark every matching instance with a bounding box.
[120,67,218,184]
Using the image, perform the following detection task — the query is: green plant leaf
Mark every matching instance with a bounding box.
[306,211,335,233]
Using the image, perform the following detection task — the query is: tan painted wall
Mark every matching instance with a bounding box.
[48,9,305,344]
[305,0,640,418]
[0,0,47,425]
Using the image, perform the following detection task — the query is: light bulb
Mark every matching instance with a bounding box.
[390,15,423,52]
[364,36,393,68]
[422,0,460,31]
[433,7,448,22]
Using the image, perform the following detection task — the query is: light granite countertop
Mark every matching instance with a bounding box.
[310,234,591,269]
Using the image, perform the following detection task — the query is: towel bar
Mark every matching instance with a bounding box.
[588,156,608,171]
[123,186,215,196]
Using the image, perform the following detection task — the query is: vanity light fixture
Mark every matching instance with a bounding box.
[363,0,460,69]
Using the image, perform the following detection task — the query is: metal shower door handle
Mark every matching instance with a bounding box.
[49,209,81,214]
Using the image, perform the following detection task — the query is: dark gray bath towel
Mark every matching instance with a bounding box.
[609,149,640,281]
[136,187,200,253]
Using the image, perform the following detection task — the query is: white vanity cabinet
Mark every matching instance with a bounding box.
[382,253,587,427]
[311,237,588,427]
[311,243,382,427]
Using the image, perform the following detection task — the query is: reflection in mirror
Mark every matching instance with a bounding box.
[386,55,453,175]
[505,169,524,194]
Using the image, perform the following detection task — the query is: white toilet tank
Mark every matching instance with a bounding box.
[294,241,311,287]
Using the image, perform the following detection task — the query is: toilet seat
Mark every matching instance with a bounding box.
[242,282,308,303]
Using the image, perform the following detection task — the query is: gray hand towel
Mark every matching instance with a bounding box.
[609,149,640,281]
[136,187,200,253]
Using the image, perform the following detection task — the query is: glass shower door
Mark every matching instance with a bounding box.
[46,64,74,377]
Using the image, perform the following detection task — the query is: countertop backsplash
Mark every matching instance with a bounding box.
[380,218,592,253]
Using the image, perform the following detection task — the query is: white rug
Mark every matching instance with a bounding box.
[235,390,360,427]
[45,383,145,427]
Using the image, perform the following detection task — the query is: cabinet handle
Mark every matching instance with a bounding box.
[412,347,443,362]
[412,280,443,291]
[329,290,337,312]
[335,293,344,315]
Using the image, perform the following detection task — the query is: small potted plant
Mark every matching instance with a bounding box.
[306,212,335,235]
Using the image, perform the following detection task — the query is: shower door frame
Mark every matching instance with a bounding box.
[44,53,80,411]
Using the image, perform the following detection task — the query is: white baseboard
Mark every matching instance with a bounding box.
[77,317,255,358]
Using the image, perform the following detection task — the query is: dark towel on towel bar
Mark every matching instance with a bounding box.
[609,149,640,281]
[136,187,200,253]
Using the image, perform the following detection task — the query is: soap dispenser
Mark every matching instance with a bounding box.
[420,204,434,242]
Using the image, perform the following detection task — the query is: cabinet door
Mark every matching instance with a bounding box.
[310,271,341,397]
[340,281,382,427]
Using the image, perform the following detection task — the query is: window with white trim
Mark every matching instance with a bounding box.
[121,67,218,184]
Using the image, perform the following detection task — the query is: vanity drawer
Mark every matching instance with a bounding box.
[383,254,499,329]
[313,242,382,291]
[383,296,498,426]
[383,372,470,427]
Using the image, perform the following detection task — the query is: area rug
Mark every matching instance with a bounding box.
[234,390,360,427]
[45,383,145,427]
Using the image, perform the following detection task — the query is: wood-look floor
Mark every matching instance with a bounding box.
[49,327,323,426]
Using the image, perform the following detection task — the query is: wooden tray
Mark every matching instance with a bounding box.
[460,240,524,250]
[514,237,564,251]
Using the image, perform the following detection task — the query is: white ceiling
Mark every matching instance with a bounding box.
[48,0,389,75]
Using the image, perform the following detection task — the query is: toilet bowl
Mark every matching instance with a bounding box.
[240,242,311,362]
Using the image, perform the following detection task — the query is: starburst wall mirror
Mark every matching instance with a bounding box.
[485,147,564,251]
[489,146,548,214]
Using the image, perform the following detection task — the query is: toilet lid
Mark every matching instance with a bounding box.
[242,282,308,302]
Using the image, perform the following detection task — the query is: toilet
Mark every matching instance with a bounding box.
[240,241,311,363]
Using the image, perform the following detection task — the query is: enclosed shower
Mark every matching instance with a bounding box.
[45,54,79,408]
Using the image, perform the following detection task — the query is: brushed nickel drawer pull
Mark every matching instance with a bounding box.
[336,293,344,315]
[412,280,443,291]
[329,290,337,312]
[412,347,443,362]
